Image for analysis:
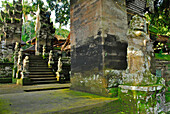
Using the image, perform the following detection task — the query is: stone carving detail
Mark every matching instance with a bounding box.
[57,57,62,72]
[13,42,19,78]
[42,44,46,59]
[21,56,29,79]
[48,50,54,68]
[17,48,23,67]
[16,48,23,79]
[23,56,29,72]
[123,15,157,85]
[56,57,63,81]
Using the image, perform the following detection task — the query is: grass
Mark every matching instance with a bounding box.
[155,53,170,61]
[64,89,115,99]
[165,87,170,103]
[0,99,11,114]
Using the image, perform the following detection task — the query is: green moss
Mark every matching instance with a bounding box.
[118,86,163,113]
[64,89,115,99]
[0,99,11,113]
[108,87,118,97]
[12,78,17,84]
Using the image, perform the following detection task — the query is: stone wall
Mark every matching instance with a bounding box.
[0,63,13,83]
[71,0,128,96]
[119,85,165,113]
[156,59,170,86]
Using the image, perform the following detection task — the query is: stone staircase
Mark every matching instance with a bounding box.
[28,55,57,85]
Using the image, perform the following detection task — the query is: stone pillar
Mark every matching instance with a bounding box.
[70,0,128,96]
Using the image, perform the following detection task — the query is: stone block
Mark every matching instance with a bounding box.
[71,0,128,96]
[119,85,165,113]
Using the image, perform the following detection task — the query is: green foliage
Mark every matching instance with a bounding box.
[165,88,170,102]
[22,21,35,42]
[55,28,69,38]
[31,0,70,26]
[145,0,170,36]
[155,53,170,61]
[46,0,70,26]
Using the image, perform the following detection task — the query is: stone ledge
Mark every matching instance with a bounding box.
[119,85,163,92]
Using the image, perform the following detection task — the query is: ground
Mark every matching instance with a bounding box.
[0,83,123,114]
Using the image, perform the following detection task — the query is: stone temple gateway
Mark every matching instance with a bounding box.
[70,0,165,113]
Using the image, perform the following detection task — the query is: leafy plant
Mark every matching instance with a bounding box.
[55,28,69,38]
[145,0,170,37]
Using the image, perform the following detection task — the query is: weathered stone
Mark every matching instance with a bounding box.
[122,15,157,85]
[71,0,128,96]
[119,85,165,113]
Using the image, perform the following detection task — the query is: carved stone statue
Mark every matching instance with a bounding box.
[48,50,54,68]
[57,57,62,72]
[23,56,29,73]
[42,44,46,58]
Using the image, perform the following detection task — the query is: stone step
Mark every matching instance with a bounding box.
[29,75,55,78]
[29,69,52,72]
[29,61,47,63]
[29,67,51,69]
[29,72,54,75]
[29,58,44,60]
[29,67,49,69]
[32,80,58,84]
[29,63,48,66]
[29,66,48,68]
[29,59,46,61]
[30,77,57,81]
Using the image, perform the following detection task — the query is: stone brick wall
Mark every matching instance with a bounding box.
[156,59,170,86]
[0,63,13,83]
[70,0,128,96]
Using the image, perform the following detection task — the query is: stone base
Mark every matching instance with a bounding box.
[118,85,165,113]
[17,77,32,85]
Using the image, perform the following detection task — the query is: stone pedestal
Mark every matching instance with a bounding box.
[71,0,128,96]
[119,85,165,113]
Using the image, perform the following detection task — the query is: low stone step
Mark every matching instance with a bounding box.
[29,64,48,67]
[29,72,54,75]
[29,59,46,62]
[32,80,58,84]
[29,75,55,78]
[29,69,52,72]
[29,61,47,64]
[29,67,52,71]
[30,77,57,81]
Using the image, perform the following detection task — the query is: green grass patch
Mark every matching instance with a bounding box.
[0,99,11,113]
[65,89,104,98]
[155,53,170,61]
[53,47,61,50]
[63,89,116,99]
[165,92,170,102]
